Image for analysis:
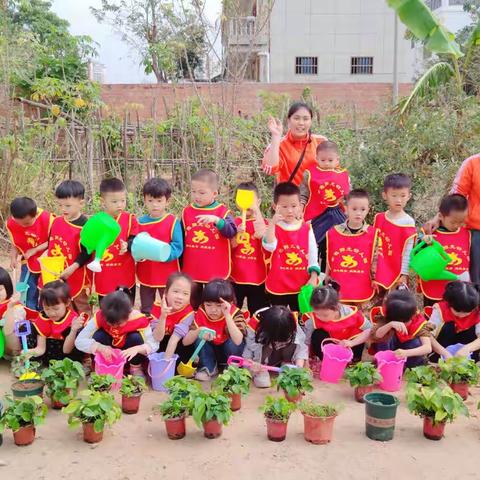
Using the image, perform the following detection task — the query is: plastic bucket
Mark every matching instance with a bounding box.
[444,343,472,360]
[298,284,314,314]
[148,352,178,392]
[375,351,406,392]
[94,348,126,389]
[364,392,399,441]
[131,232,171,262]
[39,256,65,284]
[319,339,353,384]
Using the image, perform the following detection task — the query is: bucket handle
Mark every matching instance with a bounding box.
[321,337,351,352]
[148,355,176,379]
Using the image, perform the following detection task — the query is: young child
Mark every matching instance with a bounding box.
[6,197,53,310]
[151,273,195,362]
[303,283,371,362]
[325,189,379,306]
[95,178,139,302]
[0,267,17,355]
[374,174,417,292]
[263,182,320,310]
[75,289,158,377]
[243,306,308,388]
[42,180,92,314]
[5,280,84,363]
[300,141,350,270]
[137,178,183,315]
[184,279,246,381]
[427,281,480,361]
[231,182,268,313]
[370,289,432,367]
[182,169,237,295]
[420,194,470,306]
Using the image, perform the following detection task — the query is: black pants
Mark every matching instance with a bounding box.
[269,293,299,311]
[234,283,268,314]
[93,329,144,365]
[311,328,364,361]
[26,331,82,365]
[99,285,136,306]
[431,323,479,362]
[158,335,195,365]
[318,237,327,272]
[140,285,165,315]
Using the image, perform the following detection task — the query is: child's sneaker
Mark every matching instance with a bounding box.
[195,366,218,382]
[129,364,146,380]
[253,370,271,388]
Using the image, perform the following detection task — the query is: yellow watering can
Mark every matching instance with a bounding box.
[410,240,458,282]
[39,255,65,284]
[177,327,216,378]
[235,189,255,242]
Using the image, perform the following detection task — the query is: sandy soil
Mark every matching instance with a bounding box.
[1,363,479,480]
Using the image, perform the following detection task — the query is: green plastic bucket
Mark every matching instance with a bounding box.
[364,392,399,442]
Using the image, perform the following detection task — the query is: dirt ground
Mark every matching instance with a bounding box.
[1,363,480,480]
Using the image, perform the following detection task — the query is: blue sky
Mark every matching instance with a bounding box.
[51,0,221,83]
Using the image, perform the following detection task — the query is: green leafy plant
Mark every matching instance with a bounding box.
[191,391,232,427]
[11,353,42,379]
[260,396,296,422]
[119,375,147,397]
[406,383,468,425]
[88,373,117,393]
[345,362,382,387]
[164,376,202,400]
[213,366,252,395]
[157,396,189,420]
[275,367,313,398]
[41,358,85,404]
[0,395,47,433]
[405,365,439,387]
[63,391,122,433]
[438,357,480,385]
[298,399,339,418]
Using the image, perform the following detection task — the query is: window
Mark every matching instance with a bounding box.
[295,57,318,75]
[449,0,465,5]
[426,0,442,9]
[351,57,373,75]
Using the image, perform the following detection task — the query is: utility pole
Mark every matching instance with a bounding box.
[393,12,399,104]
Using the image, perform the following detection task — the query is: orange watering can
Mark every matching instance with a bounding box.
[410,240,458,282]
[235,189,255,242]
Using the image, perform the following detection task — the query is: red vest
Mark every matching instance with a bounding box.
[265,223,311,295]
[194,305,245,345]
[304,167,350,221]
[7,209,53,273]
[231,217,268,285]
[93,212,138,296]
[182,204,231,283]
[372,307,427,343]
[374,213,417,289]
[436,301,480,333]
[327,225,377,303]
[0,300,8,320]
[31,309,79,339]
[94,310,149,348]
[150,303,194,336]
[419,228,471,300]
[136,214,180,287]
[308,307,366,340]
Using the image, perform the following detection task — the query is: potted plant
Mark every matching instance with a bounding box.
[405,365,439,387]
[158,396,189,440]
[345,362,382,402]
[11,353,42,379]
[0,395,47,446]
[88,373,117,393]
[260,396,296,442]
[298,399,339,444]
[41,358,85,409]
[191,390,232,439]
[119,375,148,414]
[438,357,479,400]
[406,383,468,440]
[63,391,122,443]
[213,365,251,411]
[10,354,44,398]
[275,367,313,402]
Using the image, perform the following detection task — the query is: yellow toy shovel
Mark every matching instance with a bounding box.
[235,189,255,242]
[177,327,216,378]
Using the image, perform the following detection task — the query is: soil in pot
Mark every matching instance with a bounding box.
[303,414,336,445]
[82,423,104,443]
[13,425,36,446]
[423,417,446,441]
[122,394,141,414]
[164,416,186,440]
[450,383,469,401]
[265,417,288,442]
[229,393,241,411]
[11,380,44,399]
[354,385,375,403]
[203,420,222,439]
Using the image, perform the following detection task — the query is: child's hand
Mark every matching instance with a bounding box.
[270,213,284,225]
[160,295,173,318]
[60,264,76,280]
[267,115,283,138]
[119,239,128,255]
[96,344,114,361]
[71,315,85,332]
[121,345,142,361]
[371,281,380,294]
[394,349,408,358]
[219,297,232,317]
[390,321,408,335]
[340,339,353,348]
[422,234,434,245]
[392,275,409,290]
[455,346,470,358]
[236,223,246,235]
[10,254,21,270]
[307,275,318,287]
[196,215,220,226]
[198,328,215,342]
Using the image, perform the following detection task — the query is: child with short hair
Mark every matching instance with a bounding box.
[300,141,350,270]
[0,267,18,355]
[231,182,268,313]
[374,174,417,292]
[420,194,470,306]
[95,178,139,302]
[75,289,158,377]
[325,189,379,306]
[137,178,183,315]
[263,182,320,310]
[6,197,53,310]
[184,279,246,381]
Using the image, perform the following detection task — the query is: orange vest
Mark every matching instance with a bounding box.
[94,212,138,296]
[436,301,480,333]
[419,228,471,301]
[7,209,53,273]
[231,217,268,285]
[136,214,180,287]
[265,223,310,295]
[194,305,246,345]
[303,167,350,221]
[327,225,377,303]
[150,303,194,336]
[374,213,417,289]
[182,204,231,283]
[308,307,365,340]
[94,310,149,348]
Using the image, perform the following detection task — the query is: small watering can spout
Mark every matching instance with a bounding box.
[435,270,458,282]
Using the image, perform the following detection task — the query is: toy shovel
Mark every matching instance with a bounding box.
[15,268,31,306]
[235,189,255,242]
[227,355,297,373]
[14,319,31,371]
[177,327,216,378]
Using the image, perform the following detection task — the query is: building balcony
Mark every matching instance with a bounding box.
[226,16,268,47]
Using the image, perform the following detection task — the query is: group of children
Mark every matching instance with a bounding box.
[1,138,479,387]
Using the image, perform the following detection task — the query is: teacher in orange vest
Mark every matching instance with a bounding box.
[262,102,326,186]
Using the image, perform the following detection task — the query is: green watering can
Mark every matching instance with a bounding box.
[298,284,314,314]
[410,240,458,282]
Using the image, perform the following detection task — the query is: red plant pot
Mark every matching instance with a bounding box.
[450,382,469,401]
[283,390,303,403]
[203,420,223,439]
[265,417,288,442]
[354,385,375,403]
[50,389,72,410]
[303,414,336,445]
[164,416,186,440]
[229,393,242,412]
[423,417,446,441]
[82,423,104,444]
[121,394,141,414]
[13,425,36,446]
